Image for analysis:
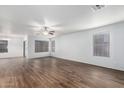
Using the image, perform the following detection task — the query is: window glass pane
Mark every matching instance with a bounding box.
[0,40,8,53]
[93,33,110,57]
[51,40,55,52]
[35,40,49,52]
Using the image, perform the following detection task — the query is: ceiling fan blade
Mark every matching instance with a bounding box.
[49,31,55,35]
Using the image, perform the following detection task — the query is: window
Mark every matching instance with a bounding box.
[0,40,8,53]
[51,40,55,52]
[93,33,110,57]
[35,40,49,52]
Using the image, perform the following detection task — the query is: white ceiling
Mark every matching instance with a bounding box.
[0,5,124,37]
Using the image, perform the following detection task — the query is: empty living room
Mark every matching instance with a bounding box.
[0,0,124,90]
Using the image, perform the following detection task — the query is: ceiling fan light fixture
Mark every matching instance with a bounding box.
[42,26,49,35]
[42,30,49,35]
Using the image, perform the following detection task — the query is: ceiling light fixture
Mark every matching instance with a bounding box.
[42,26,49,35]
[42,31,49,35]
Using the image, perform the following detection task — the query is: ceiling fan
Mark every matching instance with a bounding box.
[42,26,55,36]
[23,18,62,37]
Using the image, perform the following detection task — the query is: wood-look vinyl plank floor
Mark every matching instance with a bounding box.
[0,57,123,88]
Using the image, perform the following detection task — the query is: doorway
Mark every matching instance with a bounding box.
[23,41,26,57]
